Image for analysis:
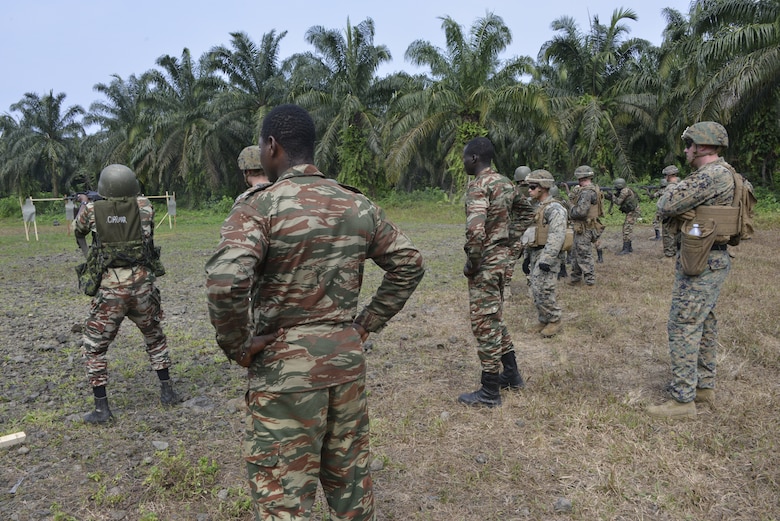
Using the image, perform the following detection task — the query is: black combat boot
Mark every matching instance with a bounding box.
[597,249,603,263]
[160,379,181,406]
[558,261,568,280]
[457,372,502,407]
[498,352,525,390]
[616,241,631,255]
[651,229,660,240]
[628,240,633,252]
[84,396,113,424]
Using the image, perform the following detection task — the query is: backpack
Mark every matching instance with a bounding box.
[730,172,757,245]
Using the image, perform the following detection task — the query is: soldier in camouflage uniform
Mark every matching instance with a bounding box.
[605,178,641,255]
[650,177,668,241]
[457,138,524,408]
[521,170,567,337]
[648,121,735,420]
[504,166,535,296]
[567,165,604,286]
[73,164,178,424]
[205,105,425,520]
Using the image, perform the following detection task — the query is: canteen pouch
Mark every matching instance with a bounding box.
[680,220,716,276]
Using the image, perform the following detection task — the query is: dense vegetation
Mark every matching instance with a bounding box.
[1,0,779,207]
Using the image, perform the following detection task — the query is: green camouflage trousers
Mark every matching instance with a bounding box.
[468,249,513,373]
[570,227,600,284]
[82,282,170,387]
[667,250,730,402]
[621,208,641,242]
[244,377,375,520]
[528,248,562,324]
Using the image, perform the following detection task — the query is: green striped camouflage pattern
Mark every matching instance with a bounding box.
[205,164,425,393]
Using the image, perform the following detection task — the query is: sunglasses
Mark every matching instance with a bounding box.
[527,184,539,190]
[683,138,694,148]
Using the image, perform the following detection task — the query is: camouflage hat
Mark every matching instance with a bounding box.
[574,165,595,179]
[97,164,140,198]
[514,165,531,183]
[237,145,263,171]
[525,169,555,189]
[613,178,626,189]
[682,121,729,148]
[662,165,679,177]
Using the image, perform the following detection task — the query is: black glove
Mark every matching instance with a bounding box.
[604,192,613,201]
[521,256,531,275]
[538,262,551,272]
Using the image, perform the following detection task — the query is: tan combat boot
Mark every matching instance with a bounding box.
[540,321,561,338]
[647,399,696,419]
[694,388,715,408]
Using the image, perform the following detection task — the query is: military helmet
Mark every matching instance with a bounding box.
[613,178,626,189]
[549,185,560,198]
[574,165,594,179]
[237,145,263,171]
[662,165,679,177]
[514,165,531,183]
[681,121,729,148]
[660,178,668,188]
[525,169,555,189]
[97,164,140,198]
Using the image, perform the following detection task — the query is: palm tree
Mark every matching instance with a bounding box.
[0,91,85,197]
[287,17,392,195]
[206,30,289,141]
[84,74,149,170]
[134,49,228,201]
[386,12,548,193]
[538,8,657,181]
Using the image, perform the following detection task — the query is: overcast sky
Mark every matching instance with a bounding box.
[1,0,693,115]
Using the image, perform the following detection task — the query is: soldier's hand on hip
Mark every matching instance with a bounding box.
[237,329,284,367]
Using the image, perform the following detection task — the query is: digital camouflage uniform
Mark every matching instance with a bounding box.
[657,157,735,403]
[613,186,641,242]
[205,164,424,521]
[73,197,170,388]
[568,185,604,285]
[464,167,516,374]
[661,180,680,257]
[504,184,535,285]
[526,199,567,325]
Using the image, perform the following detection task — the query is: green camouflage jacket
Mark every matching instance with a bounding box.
[464,167,514,267]
[205,164,425,392]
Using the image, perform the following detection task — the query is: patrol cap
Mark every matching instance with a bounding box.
[525,169,555,189]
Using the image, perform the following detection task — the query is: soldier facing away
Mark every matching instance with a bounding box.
[567,165,605,286]
[205,104,425,519]
[648,121,736,419]
[605,178,641,255]
[73,164,179,424]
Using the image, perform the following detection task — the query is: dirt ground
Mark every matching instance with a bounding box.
[1,219,779,521]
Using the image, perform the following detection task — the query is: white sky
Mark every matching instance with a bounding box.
[1,0,693,115]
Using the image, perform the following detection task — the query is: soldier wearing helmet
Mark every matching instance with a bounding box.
[567,165,604,285]
[457,137,524,408]
[235,145,271,204]
[72,164,179,425]
[654,166,681,255]
[505,165,535,295]
[649,121,736,420]
[604,177,640,255]
[520,169,567,338]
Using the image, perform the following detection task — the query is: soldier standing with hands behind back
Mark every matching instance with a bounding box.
[648,121,735,419]
[206,104,425,519]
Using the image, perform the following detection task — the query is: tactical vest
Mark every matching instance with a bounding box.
[93,198,145,268]
[571,185,603,221]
